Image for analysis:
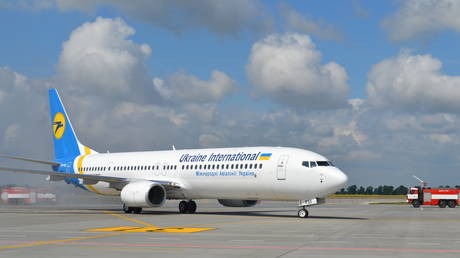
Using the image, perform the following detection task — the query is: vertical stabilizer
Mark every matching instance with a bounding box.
[48,89,95,161]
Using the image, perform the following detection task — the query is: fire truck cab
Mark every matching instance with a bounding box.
[407,186,460,208]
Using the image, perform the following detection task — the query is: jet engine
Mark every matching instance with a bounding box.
[217,199,259,207]
[121,181,166,208]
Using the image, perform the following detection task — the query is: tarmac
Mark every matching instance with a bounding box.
[0,197,459,258]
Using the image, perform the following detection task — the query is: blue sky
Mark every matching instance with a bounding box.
[2,0,460,186]
[1,1,458,98]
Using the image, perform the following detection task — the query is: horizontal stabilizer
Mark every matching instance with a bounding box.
[0,155,61,166]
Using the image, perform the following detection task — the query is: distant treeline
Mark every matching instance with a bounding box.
[336,185,460,195]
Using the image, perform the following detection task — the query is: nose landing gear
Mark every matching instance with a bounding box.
[298,208,309,218]
[297,198,324,218]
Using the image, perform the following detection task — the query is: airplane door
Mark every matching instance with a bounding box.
[277,155,289,180]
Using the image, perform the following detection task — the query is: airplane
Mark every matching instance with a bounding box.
[0,89,348,218]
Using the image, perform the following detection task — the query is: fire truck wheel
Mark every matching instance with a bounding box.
[438,200,447,208]
[447,200,456,208]
[412,200,421,208]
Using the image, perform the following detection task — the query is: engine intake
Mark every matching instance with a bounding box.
[218,199,259,207]
[121,181,166,208]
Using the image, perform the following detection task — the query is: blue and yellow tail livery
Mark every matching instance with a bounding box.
[49,89,95,162]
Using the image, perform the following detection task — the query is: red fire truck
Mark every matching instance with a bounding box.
[1,186,57,205]
[407,186,460,208]
[0,187,36,205]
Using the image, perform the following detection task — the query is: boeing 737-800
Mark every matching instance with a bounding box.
[0,89,348,218]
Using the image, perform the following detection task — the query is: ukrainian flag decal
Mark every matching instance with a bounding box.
[259,153,272,160]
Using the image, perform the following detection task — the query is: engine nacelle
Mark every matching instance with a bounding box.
[121,181,166,208]
[218,199,259,207]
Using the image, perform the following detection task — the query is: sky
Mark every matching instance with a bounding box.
[1,0,460,187]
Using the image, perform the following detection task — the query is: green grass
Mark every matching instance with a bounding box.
[329,194,405,198]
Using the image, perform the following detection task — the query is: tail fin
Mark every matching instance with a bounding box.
[48,89,96,161]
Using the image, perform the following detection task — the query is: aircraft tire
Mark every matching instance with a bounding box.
[133,207,142,214]
[123,204,133,214]
[187,201,197,214]
[298,208,309,218]
[179,201,188,214]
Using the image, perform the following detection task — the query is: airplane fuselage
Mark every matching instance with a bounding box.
[70,146,347,201]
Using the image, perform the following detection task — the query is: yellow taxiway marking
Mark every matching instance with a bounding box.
[0,232,126,251]
[84,226,215,233]
[92,211,215,233]
[102,211,157,227]
[82,246,182,251]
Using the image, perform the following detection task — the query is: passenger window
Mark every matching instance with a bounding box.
[302,161,310,168]
[259,164,263,169]
[231,164,234,169]
[245,164,248,169]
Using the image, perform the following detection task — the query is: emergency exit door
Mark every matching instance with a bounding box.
[277,155,289,180]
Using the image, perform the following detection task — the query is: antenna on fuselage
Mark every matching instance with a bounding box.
[172,145,176,151]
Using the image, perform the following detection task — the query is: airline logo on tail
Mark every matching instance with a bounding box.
[53,112,66,140]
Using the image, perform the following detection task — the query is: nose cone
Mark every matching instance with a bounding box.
[328,168,348,191]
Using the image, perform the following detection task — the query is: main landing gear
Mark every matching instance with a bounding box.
[179,200,197,214]
[123,204,142,214]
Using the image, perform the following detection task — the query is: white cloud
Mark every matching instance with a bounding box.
[280,3,343,41]
[5,16,460,187]
[367,52,460,113]
[24,0,273,37]
[198,133,222,148]
[383,0,460,41]
[428,133,452,144]
[153,70,235,103]
[58,17,153,98]
[345,150,380,161]
[4,124,20,144]
[246,33,350,109]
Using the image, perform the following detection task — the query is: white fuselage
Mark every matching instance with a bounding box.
[73,147,348,201]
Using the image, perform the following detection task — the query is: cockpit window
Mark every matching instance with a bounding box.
[310,161,317,168]
[316,161,334,167]
[302,161,310,168]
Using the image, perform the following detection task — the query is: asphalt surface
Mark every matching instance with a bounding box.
[0,199,459,257]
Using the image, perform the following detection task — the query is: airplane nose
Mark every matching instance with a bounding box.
[329,168,348,190]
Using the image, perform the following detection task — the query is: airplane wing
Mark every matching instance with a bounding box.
[0,155,61,166]
[0,167,180,190]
